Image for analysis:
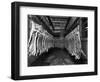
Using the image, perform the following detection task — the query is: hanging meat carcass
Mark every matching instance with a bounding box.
[38,34,43,55]
[28,31,37,56]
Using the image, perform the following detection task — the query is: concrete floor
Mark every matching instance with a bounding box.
[28,48,87,67]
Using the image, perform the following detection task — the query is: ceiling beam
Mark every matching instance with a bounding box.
[35,16,55,36]
[66,17,77,31]
[46,16,55,30]
[64,17,80,37]
[64,17,71,30]
[35,16,62,37]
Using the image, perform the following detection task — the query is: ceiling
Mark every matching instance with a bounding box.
[29,15,87,37]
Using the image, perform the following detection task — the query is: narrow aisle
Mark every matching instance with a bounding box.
[46,48,74,65]
[30,48,74,66]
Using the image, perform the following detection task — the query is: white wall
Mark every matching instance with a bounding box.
[0,0,99,82]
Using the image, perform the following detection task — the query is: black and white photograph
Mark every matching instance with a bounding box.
[11,2,97,80]
[28,15,88,67]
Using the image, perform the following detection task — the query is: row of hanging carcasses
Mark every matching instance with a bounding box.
[65,25,86,59]
[28,21,54,56]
